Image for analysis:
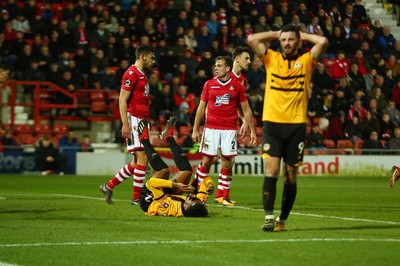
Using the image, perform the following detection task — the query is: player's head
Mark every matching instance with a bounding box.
[279,24,301,58]
[232,46,252,71]
[183,196,208,217]
[214,56,233,80]
[135,44,156,69]
[0,63,10,83]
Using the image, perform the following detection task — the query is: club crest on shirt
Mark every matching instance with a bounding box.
[229,85,234,90]
[294,62,301,68]
[263,143,271,152]
[214,93,231,106]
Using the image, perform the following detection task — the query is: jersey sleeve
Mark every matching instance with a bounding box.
[260,49,272,66]
[147,178,173,200]
[121,70,137,92]
[196,177,213,201]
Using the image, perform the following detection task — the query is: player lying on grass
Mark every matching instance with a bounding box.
[137,116,214,217]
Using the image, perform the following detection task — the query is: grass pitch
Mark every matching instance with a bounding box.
[0,173,399,266]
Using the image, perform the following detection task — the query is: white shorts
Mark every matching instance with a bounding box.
[126,114,148,153]
[199,128,237,157]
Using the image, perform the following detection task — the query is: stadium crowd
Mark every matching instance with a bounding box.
[1,0,400,152]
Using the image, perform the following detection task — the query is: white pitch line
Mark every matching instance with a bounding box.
[0,261,19,266]
[1,238,400,248]
[4,193,400,225]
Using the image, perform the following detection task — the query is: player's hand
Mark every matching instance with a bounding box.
[206,183,214,195]
[192,129,200,143]
[239,121,248,139]
[121,124,131,139]
[249,131,257,146]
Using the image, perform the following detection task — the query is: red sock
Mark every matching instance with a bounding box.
[107,163,134,190]
[133,164,147,200]
[215,172,223,198]
[221,168,232,199]
[194,163,209,189]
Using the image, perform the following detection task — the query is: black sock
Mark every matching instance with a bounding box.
[167,137,192,172]
[142,139,168,171]
[262,176,277,215]
[280,182,297,221]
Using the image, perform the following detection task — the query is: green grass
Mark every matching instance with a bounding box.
[0,174,400,266]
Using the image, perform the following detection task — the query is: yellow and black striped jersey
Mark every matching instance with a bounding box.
[260,49,316,123]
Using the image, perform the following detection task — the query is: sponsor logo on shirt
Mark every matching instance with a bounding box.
[214,93,231,106]
[210,86,220,88]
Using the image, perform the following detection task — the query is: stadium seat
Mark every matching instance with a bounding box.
[14,124,34,134]
[16,134,37,145]
[34,124,53,136]
[323,139,336,148]
[53,124,69,136]
[90,92,107,113]
[336,140,354,149]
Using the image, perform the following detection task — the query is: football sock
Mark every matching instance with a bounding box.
[215,172,223,198]
[280,182,297,221]
[221,168,232,199]
[142,139,168,171]
[107,163,134,190]
[132,164,147,200]
[167,137,192,172]
[194,162,209,187]
[262,176,277,215]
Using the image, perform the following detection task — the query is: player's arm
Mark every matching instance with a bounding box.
[240,100,257,146]
[237,106,248,138]
[300,32,328,61]
[247,31,279,58]
[148,178,194,198]
[119,89,131,140]
[192,100,207,143]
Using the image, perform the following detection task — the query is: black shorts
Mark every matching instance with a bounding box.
[262,121,306,167]
[139,185,153,212]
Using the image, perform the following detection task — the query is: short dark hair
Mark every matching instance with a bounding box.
[135,44,156,58]
[183,201,208,217]
[232,46,251,60]
[215,56,233,70]
[280,24,300,39]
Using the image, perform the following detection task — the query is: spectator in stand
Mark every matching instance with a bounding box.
[348,100,367,122]
[54,70,79,115]
[174,83,196,116]
[247,87,263,125]
[306,124,327,153]
[154,83,175,119]
[0,129,18,152]
[87,65,101,89]
[114,59,129,89]
[360,111,380,140]
[11,13,31,38]
[388,126,400,153]
[254,15,271,34]
[312,62,334,98]
[385,54,400,77]
[79,134,94,152]
[100,66,117,91]
[348,61,366,93]
[378,26,396,60]
[364,29,379,56]
[198,50,215,79]
[247,59,266,93]
[25,59,45,82]
[326,25,345,59]
[179,49,198,80]
[159,48,179,81]
[362,131,384,155]
[385,99,400,126]
[326,111,347,143]
[59,130,79,153]
[342,17,352,40]
[278,2,292,25]
[295,2,313,26]
[90,49,109,73]
[371,87,388,112]
[379,113,395,141]
[392,78,400,108]
[331,50,350,81]
[175,63,193,87]
[15,44,32,79]
[191,69,208,98]
[176,101,192,131]
[35,135,65,175]
[307,16,322,36]
[332,86,350,114]
[345,115,364,144]
[196,25,214,53]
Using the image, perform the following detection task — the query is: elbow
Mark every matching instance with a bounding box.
[321,37,328,48]
[247,34,256,46]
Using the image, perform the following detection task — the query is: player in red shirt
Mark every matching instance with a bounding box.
[100,44,156,205]
[192,56,256,206]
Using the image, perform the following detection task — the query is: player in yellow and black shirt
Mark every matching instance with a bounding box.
[248,24,328,232]
[137,116,213,217]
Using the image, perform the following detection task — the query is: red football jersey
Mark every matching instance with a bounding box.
[201,77,247,130]
[230,70,247,87]
[121,65,150,119]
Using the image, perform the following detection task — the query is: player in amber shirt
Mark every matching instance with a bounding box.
[100,44,156,205]
[137,116,213,217]
[192,56,256,207]
[248,24,328,232]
